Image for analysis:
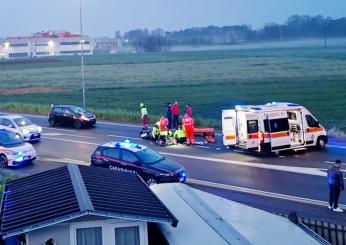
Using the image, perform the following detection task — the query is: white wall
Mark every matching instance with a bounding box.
[27,223,70,245]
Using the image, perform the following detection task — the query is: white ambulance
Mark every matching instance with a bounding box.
[222,102,328,153]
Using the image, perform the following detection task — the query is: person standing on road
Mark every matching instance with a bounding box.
[140,103,148,130]
[186,104,192,117]
[171,101,180,129]
[328,159,344,212]
[165,103,172,129]
[182,113,195,145]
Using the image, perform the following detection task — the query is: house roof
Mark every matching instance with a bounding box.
[0,164,178,239]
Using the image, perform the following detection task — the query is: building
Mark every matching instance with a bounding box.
[0,164,177,245]
[0,31,93,59]
[151,183,325,245]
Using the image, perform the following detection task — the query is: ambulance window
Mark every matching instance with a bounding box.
[269,119,289,132]
[247,120,258,134]
[306,115,319,127]
[264,119,270,132]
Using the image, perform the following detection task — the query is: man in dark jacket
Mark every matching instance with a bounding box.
[328,159,344,212]
[165,103,172,129]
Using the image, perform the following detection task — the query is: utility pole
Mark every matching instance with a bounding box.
[79,0,86,108]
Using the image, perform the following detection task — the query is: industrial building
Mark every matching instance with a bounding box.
[0,31,93,59]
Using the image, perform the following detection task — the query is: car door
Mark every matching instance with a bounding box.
[62,108,74,126]
[99,148,122,170]
[120,149,142,174]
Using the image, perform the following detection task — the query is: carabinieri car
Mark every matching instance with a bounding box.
[91,140,187,185]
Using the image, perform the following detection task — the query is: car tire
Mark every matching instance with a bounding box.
[316,137,326,150]
[146,177,157,186]
[0,154,8,168]
[74,120,82,129]
[48,119,56,127]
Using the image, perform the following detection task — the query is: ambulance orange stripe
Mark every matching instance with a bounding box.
[225,135,236,140]
[268,131,289,138]
[305,128,323,133]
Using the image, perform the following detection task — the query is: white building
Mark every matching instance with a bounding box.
[0,31,93,59]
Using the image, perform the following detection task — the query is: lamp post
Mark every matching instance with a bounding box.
[79,0,86,108]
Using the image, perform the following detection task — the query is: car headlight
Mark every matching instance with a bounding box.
[80,115,89,121]
[37,126,42,133]
[22,129,29,134]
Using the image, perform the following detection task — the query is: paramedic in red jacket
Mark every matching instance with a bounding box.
[182,114,195,145]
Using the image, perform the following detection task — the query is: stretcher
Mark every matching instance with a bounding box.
[194,128,216,143]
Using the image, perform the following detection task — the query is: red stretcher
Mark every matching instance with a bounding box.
[194,128,216,143]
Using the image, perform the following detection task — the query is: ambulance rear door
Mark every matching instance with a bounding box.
[264,111,291,152]
[245,113,260,150]
[222,110,237,146]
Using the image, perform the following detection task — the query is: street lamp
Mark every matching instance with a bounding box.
[79,0,86,109]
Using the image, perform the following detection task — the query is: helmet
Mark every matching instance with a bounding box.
[140,103,144,107]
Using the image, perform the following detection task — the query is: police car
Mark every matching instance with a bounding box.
[0,126,37,167]
[91,140,187,185]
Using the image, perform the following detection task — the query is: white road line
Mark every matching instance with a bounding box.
[108,135,142,140]
[188,179,346,209]
[37,157,89,165]
[195,145,211,149]
[42,132,95,139]
[159,152,327,177]
[43,127,77,133]
[327,144,346,150]
[42,134,327,177]
[42,136,98,146]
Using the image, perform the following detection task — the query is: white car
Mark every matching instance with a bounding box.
[0,115,42,142]
[0,126,36,167]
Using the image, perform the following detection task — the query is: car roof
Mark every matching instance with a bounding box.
[101,141,147,153]
[0,114,25,120]
[53,105,81,109]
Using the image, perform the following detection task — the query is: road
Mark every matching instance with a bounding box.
[4,113,346,224]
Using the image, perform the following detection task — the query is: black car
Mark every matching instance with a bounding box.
[91,140,187,185]
[48,105,96,128]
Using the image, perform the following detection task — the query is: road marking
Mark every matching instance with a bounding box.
[42,133,63,136]
[43,127,77,133]
[42,135,327,177]
[188,178,346,209]
[160,152,327,177]
[42,137,98,146]
[108,135,142,140]
[195,145,211,149]
[327,144,346,150]
[37,157,89,165]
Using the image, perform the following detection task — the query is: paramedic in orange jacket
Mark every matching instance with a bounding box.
[159,116,169,137]
[182,114,195,145]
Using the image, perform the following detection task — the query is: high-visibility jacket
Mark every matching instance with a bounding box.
[159,117,168,131]
[141,107,148,119]
[174,127,186,138]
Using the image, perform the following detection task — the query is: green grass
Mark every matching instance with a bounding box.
[0,45,346,131]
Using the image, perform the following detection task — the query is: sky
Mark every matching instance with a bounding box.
[1,0,346,38]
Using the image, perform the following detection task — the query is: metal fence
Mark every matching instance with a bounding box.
[278,212,346,245]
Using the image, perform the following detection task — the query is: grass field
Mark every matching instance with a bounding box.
[1,44,346,132]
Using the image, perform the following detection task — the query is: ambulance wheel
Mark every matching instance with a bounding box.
[316,137,326,150]
[146,177,157,185]
[0,154,8,168]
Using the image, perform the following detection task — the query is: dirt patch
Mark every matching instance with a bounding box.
[0,87,64,95]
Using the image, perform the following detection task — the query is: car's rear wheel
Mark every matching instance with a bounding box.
[74,120,82,129]
[146,177,157,186]
[0,154,8,168]
[48,119,56,127]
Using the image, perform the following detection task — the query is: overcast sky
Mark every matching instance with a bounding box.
[1,0,346,38]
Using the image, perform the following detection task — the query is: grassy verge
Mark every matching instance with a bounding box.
[0,103,219,128]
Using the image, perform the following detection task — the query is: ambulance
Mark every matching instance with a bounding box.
[222,102,328,153]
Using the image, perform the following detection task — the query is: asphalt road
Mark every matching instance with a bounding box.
[4,113,346,224]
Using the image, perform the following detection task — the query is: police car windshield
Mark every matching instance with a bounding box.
[13,117,33,127]
[136,148,164,164]
[0,130,24,147]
